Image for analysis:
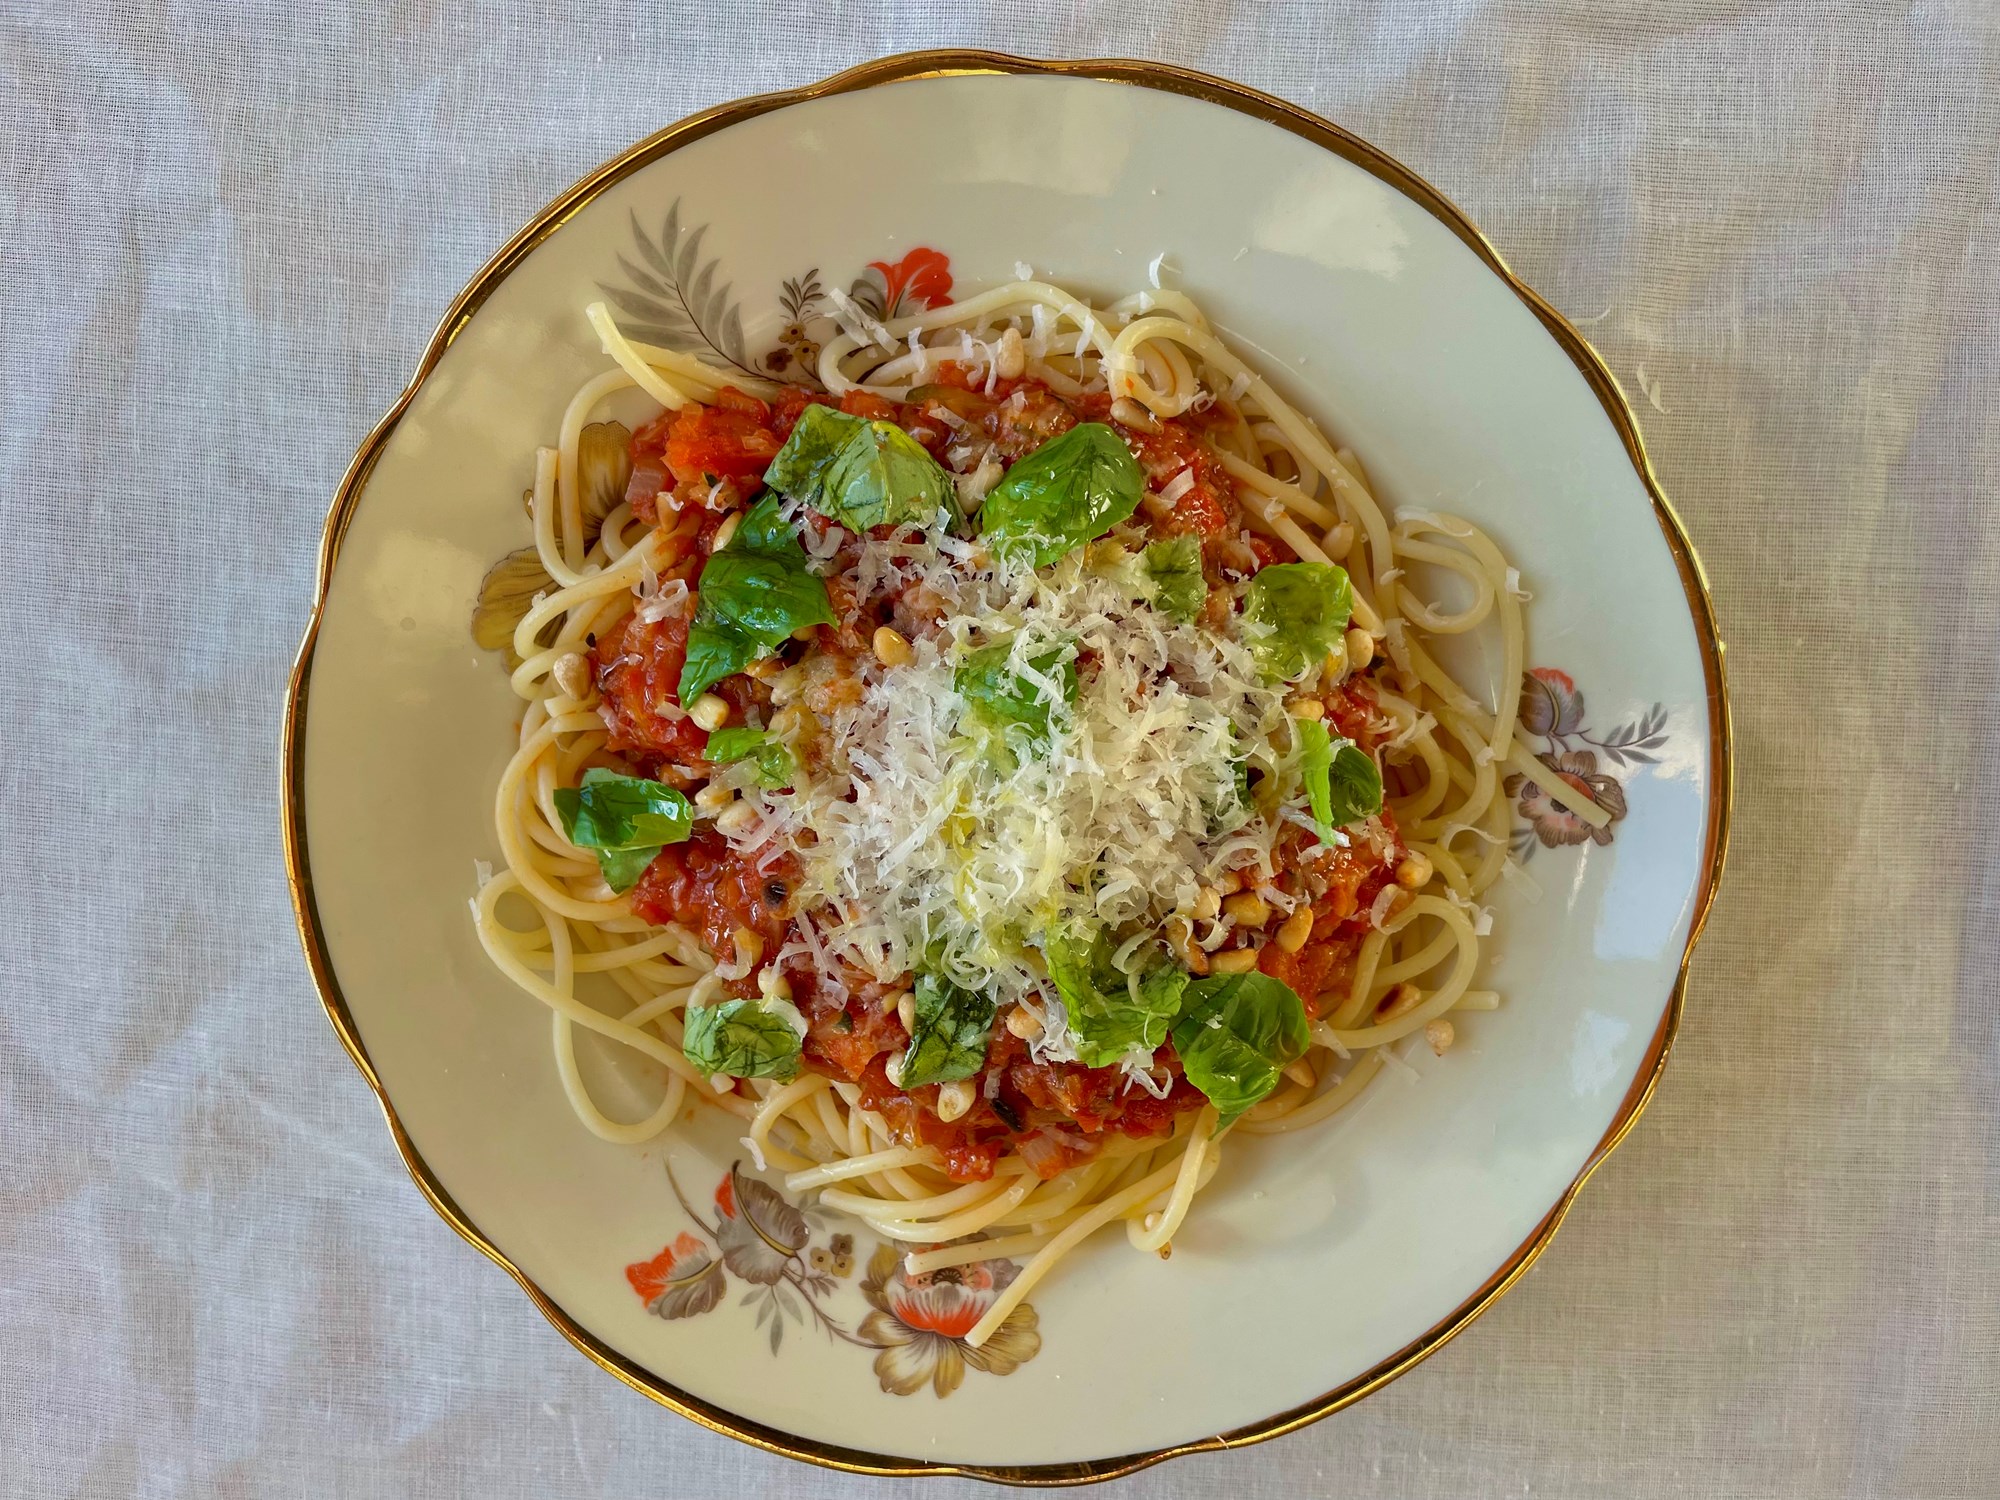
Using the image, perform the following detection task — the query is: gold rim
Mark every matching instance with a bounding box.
[282,48,1733,1486]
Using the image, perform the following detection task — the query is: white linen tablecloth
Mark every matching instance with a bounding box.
[4,4,1996,1496]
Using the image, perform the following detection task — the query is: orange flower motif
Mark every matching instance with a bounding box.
[625,1232,726,1319]
[868,247,954,316]
[857,1244,1040,1397]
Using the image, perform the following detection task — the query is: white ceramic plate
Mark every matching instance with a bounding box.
[285,52,1729,1483]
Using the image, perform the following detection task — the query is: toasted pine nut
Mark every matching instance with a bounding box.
[995,326,1026,380]
[1396,851,1433,890]
[693,783,734,813]
[1376,982,1423,1021]
[1283,1057,1316,1088]
[935,1079,976,1122]
[897,992,916,1034]
[1166,918,1209,976]
[1425,1019,1456,1056]
[711,511,741,550]
[1276,905,1315,953]
[1345,627,1375,672]
[884,1053,906,1089]
[1142,1210,1162,1233]
[1210,947,1261,974]
[730,928,763,970]
[878,987,907,1016]
[1216,867,1245,896]
[1223,892,1270,929]
[689,692,730,731]
[1004,1005,1044,1040]
[743,656,780,680]
[715,801,758,837]
[758,967,792,1002]
[1110,397,1162,433]
[1322,521,1355,555]
[1193,886,1222,920]
[551,652,592,701]
[791,625,819,643]
[871,625,914,668]
[768,666,804,706]
[1287,695,1325,720]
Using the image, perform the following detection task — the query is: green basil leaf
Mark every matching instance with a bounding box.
[1241,562,1354,683]
[593,844,662,894]
[1298,718,1383,839]
[1044,924,1189,1069]
[954,636,1077,754]
[1142,535,1206,622]
[703,726,793,788]
[678,493,836,703]
[681,999,804,1081]
[900,973,996,1089]
[554,767,693,851]
[817,419,955,532]
[1170,970,1311,1132]
[763,403,865,502]
[978,422,1145,567]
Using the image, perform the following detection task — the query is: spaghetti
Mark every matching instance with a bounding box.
[471,277,1606,1348]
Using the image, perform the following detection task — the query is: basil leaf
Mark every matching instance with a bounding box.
[593,844,662,893]
[1241,562,1354,683]
[817,419,954,532]
[1143,535,1206,622]
[979,422,1144,567]
[1170,970,1311,1132]
[954,636,1077,753]
[554,768,693,850]
[678,493,836,703]
[900,973,996,1089]
[1298,717,1383,842]
[704,726,793,788]
[763,403,865,502]
[1044,925,1189,1069]
[682,999,804,1081]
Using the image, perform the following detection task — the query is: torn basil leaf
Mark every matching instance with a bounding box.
[1044,924,1188,1069]
[765,403,953,533]
[899,973,996,1089]
[1170,970,1310,1132]
[703,726,793,788]
[1142,535,1206,622]
[679,493,836,703]
[978,422,1145,567]
[954,635,1078,754]
[1297,716,1382,843]
[552,767,692,892]
[1241,562,1354,683]
[682,999,804,1081]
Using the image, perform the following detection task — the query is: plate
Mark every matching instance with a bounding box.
[283,51,1730,1483]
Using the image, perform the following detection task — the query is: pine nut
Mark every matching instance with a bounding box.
[995,327,1026,380]
[693,783,734,813]
[1193,886,1222,920]
[871,625,914,668]
[1287,695,1325,720]
[1223,892,1270,929]
[1166,918,1209,976]
[791,625,819,643]
[1425,1019,1455,1056]
[1396,851,1433,890]
[551,652,592,701]
[878,987,907,1017]
[1004,1005,1044,1040]
[1276,905,1315,953]
[1142,1210,1162,1233]
[768,667,803,706]
[935,1079,976,1123]
[1283,1057,1316,1088]
[897,992,916,1034]
[730,928,763,970]
[1322,521,1355,555]
[883,1053,906,1089]
[689,693,730,731]
[1376,982,1423,1021]
[758,967,792,1002]
[1216,868,1245,896]
[1210,947,1261,974]
[743,656,780,680]
[1345,627,1374,672]
[715,801,758,837]
[711,510,741,550]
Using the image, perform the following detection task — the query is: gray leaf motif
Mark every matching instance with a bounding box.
[1518,670,1584,738]
[714,1164,808,1284]
[646,1250,725,1321]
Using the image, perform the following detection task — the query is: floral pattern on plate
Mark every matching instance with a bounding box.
[626,1160,1040,1395]
[1507,668,1666,856]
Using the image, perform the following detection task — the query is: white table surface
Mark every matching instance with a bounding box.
[4,4,1996,1497]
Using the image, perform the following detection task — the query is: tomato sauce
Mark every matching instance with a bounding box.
[610,376,1403,1176]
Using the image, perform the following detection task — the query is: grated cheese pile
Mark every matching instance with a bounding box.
[747,535,1296,1049]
